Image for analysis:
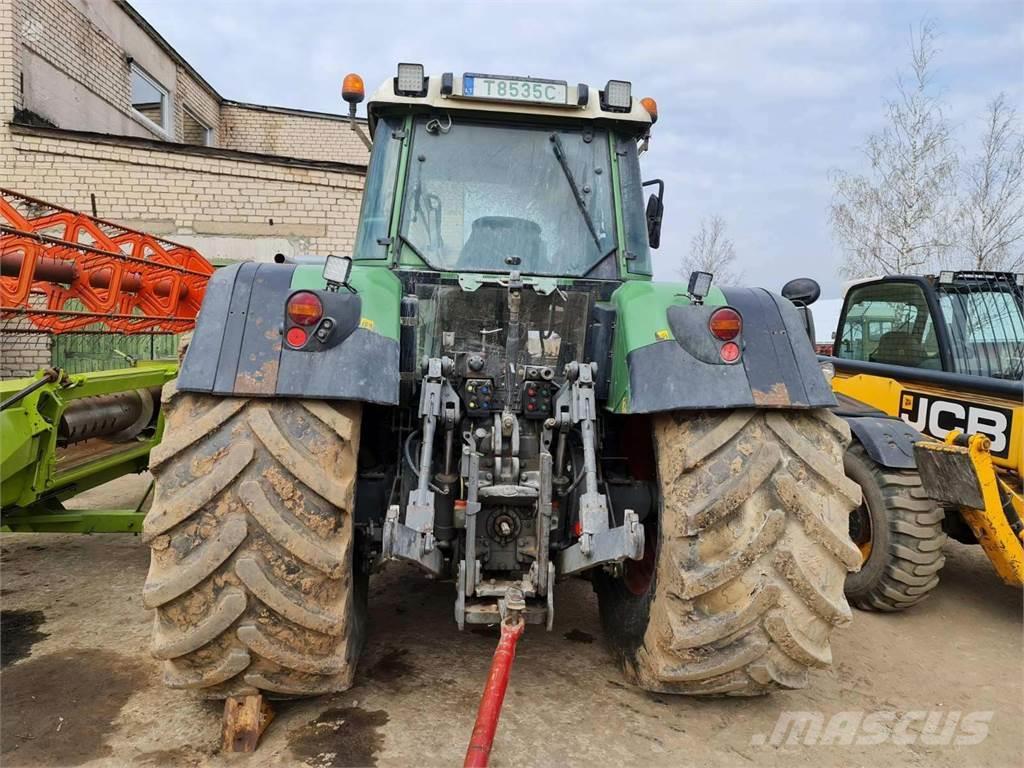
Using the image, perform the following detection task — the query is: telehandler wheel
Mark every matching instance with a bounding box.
[595,409,862,696]
[843,442,946,612]
[142,381,365,698]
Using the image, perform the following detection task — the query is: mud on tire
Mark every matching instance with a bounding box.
[843,442,946,611]
[596,409,862,696]
[142,382,365,698]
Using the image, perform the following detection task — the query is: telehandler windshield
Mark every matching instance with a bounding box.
[937,281,1024,380]
[399,118,617,277]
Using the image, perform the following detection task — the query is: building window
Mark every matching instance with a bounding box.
[130,64,170,134]
[182,106,213,146]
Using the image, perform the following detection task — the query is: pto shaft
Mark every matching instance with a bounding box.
[463,616,525,768]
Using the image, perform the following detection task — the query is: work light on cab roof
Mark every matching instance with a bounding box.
[344,63,659,134]
[395,62,427,96]
[601,79,631,111]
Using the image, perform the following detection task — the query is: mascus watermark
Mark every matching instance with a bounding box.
[751,710,994,747]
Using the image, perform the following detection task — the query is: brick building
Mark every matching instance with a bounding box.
[0,0,371,376]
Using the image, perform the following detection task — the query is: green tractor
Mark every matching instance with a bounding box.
[143,65,862,699]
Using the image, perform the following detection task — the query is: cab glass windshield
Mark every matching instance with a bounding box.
[400,118,617,277]
[938,284,1024,379]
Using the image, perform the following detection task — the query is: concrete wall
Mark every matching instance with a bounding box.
[220,102,369,165]
[4,128,366,266]
[0,0,21,121]
[176,67,219,144]
[0,0,370,377]
[17,0,186,140]
[20,48,153,138]
[12,0,370,159]
[0,298,52,380]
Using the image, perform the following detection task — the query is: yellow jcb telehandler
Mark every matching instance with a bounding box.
[822,271,1023,607]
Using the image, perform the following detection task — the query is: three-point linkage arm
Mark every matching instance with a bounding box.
[382,356,459,576]
[554,362,644,576]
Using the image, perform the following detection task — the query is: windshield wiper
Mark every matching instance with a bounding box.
[550,133,601,249]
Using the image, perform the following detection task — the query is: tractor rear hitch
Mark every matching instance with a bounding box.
[464,592,526,768]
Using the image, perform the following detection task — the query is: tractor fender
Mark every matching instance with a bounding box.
[607,282,835,414]
[842,414,922,470]
[178,262,401,404]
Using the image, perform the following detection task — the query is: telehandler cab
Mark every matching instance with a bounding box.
[144,65,861,701]
[823,271,1023,606]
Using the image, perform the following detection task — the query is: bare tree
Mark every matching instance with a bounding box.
[681,215,742,285]
[956,93,1024,271]
[831,21,958,277]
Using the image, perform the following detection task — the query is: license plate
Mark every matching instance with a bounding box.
[462,74,568,106]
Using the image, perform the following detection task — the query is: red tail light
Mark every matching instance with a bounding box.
[720,341,741,363]
[286,326,309,348]
[286,291,323,326]
[709,307,741,340]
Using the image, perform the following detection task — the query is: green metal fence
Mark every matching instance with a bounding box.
[5,297,181,375]
[51,333,180,374]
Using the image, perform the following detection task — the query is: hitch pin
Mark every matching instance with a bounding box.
[464,589,526,768]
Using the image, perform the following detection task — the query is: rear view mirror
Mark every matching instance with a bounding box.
[781,277,821,306]
[645,196,663,249]
[782,277,820,343]
[642,179,664,250]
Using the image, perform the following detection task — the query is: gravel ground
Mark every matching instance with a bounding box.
[1,472,1021,768]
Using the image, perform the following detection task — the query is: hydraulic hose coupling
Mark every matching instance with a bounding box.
[464,614,526,768]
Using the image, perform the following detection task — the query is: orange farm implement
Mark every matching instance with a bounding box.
[1,188,213,532]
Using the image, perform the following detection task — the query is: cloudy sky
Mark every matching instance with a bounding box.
[131,0,1023,296]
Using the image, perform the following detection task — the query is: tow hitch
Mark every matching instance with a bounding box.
[464,590,527,767]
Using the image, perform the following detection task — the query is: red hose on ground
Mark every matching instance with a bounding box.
[464,615,526,768]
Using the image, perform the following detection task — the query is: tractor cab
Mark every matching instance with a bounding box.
[347,65,660,281]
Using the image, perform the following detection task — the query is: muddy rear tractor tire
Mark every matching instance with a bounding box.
[596,409,862,696]
[142,382,365,698]
[843,442,946,611]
